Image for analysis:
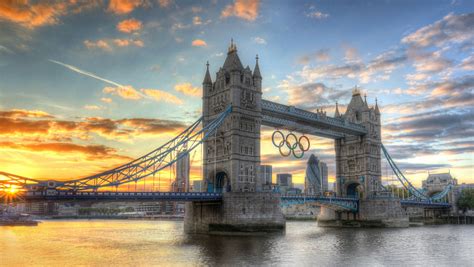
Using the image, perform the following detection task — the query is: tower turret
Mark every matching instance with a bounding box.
[203,61,212,85]
[335,101,341,117]
[253,55,262,91]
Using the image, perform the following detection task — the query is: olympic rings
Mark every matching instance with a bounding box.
[271,130,310,158]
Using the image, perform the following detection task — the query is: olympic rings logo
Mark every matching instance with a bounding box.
[271,130,310,158]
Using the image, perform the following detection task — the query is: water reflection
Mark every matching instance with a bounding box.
[0,220,472,266]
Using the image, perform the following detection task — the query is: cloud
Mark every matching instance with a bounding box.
[253,37,266,45]
[117,18,142,33]
[460,55,474,70]
[283,82,350,110]
[158,0,173,8]
[101,97,113,103]
[193,16,202,25]
[0,117,51,135]
[0,108,188,140]
[384,107,474,150]
[107,0,145,15]
[113,38,144,47]
[343,45,360,63]
[116,118,185,134]
[84,39,112,51]
[297,49,330,64]
[191,6,202,13]
[141,89,184,104]
[402,13,474,48]
[296,48,407,84]
[1,141,108,155]
[174,83,201,97]
[0,109,54,119]
[0,1,67,29]
[221,0,259,21]
[84,105,104,110]
[306,11,329,20]
[103,86,143,100]
[0,1,104,29]
[192,39,207,47]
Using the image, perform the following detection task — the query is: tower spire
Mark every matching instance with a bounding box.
[375,98,380,115]
[253,54,261,78]
[364,93,368,107]
[335,101,340,117]
[228,38,237,54]
[203,61,212,84]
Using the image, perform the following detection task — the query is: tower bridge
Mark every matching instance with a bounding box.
[0,41,453,233]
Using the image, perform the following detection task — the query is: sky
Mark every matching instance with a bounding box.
[0,0,473,190]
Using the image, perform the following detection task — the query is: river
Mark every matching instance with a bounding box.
[0,220,472,266]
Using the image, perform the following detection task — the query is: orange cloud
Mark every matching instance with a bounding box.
[84,105,103,110]
[174,83,201,97]
[84,39,112,51]
[141,89,184,105]
[103,85,143,100]
[0,1,68,29]
[221,0,259,21]
[0,108,188,141]
[0,141,125,159]
[117,18,142,33]
[0,109,54,119]
[113,38,144,47]
[107,0,144,14]
[101,97,113,103]
[192,39,207,47]
[0,1,103,29]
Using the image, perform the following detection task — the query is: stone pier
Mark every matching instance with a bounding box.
[318,198,409,227]
[184,192,285,234]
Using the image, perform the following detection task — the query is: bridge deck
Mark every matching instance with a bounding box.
[20,192,451,210]
[24,191,223,201]
[261,100,367,138]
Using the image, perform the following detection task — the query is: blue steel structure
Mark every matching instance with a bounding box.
[0,106,231,192]
[0,104,454,211]
[261,100,367,139]
[381,144,454,202]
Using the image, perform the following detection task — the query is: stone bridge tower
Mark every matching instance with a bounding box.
[185,41,285,234]
[202,41,262,193]
[335,88,382,198]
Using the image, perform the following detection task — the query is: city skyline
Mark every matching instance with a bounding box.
[0,0,473,187]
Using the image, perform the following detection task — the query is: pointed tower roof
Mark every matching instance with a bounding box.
[223,39,244,71]
[203,61,212,84]
[345,86,365,115]
[335,101,340,117]
[364,94,368,107]
[253,54,262,78]
[375,98,380,115]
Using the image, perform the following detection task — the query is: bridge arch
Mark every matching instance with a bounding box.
[346,182,364,198]
[207,169,230,193]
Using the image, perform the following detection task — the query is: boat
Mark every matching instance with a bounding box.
[0,213,39,226]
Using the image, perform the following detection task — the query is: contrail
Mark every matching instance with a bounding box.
[48,59,125,88]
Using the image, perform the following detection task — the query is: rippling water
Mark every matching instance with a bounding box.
[0,220,473,266]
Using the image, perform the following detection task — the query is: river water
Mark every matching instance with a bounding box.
[0,220,472,266]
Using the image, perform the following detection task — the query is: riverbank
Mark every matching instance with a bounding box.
[39,215,184,220]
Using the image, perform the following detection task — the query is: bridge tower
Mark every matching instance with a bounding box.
[185,41,285,234]
[335,88,382,199]
[202,40,262,193]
